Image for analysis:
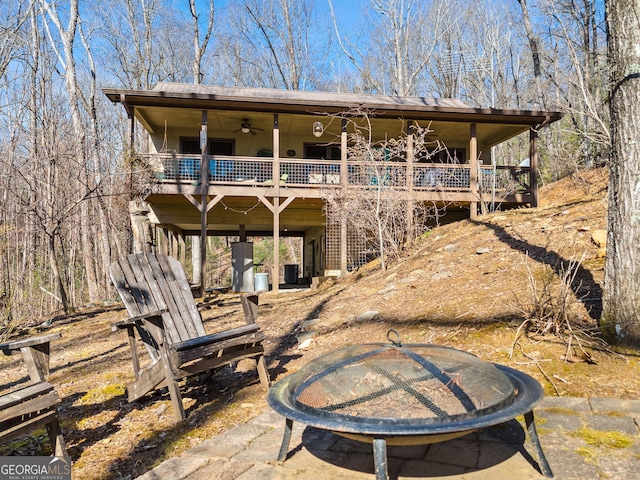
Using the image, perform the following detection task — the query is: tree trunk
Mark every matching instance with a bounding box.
[81,201,100,302]
[517,0,544,108]
[601,0,640,344]
[47,234,72,315]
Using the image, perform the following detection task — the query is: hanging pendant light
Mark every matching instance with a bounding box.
[312,121,324,137]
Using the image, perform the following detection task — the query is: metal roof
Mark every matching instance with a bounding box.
[103,82,563,126]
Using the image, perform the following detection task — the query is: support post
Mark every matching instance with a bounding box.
[199,110,209,297]
[524,411,553,477]
[341,118,348,276]
[179,234,186,265]
[128,200,152,254]
[121,94,136,200]
[373,438,388,480]
[530,127,539,208]
[277,418,294,462]
[407,122,415,240]
[192,236,201,285]
[272,114,280,293]
[469,123,479,219]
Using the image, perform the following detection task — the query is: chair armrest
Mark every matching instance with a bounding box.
[0,333,62,382]
[0,333,61,355]
[111,310,167,332]
[240,293,261,325]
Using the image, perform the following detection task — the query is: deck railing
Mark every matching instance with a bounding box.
[146,153,530,195]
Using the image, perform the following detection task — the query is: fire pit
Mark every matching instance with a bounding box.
[268,332,553,479]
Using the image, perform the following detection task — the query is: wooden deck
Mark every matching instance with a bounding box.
[144,153,533,205]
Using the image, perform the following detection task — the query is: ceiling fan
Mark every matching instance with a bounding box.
[234,119,264,135]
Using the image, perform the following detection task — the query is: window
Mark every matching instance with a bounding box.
[434,148,466,163]
[304,143,341,160]
[180,138,235,155]
[181,138,200,154]
[419,147,466,163]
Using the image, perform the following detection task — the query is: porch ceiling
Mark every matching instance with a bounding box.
[104,83,563,149]
[131,107,531,149]
[146,194,326,236]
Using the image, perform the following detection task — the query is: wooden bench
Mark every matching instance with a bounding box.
[0,333,67,456]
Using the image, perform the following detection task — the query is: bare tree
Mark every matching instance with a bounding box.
[97,0,166,89]
[0,0,31,82]
[542,0,609,165]
[322,112,445,270]
[601,0,640,345]
[517,0,545,108]
[221,0,329,89]
[329,0,464,96]
[189,0,215,84]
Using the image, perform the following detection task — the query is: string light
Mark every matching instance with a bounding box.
[220,200,261,214]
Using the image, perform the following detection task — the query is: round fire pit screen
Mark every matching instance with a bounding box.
[291,342,516,426]
[268,333,553,479]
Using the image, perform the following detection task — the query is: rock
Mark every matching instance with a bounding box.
[296,331,315,343]
[444,244,458,253]
[476,247,491,254]
[432,271,452,281]
[154,404,168,416]
[356,310,379,322]
[297,338,314,350]
[400,276,419,284]
[591,229,607,248]
[300,318,320,330]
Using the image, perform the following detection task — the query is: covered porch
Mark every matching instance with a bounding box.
[104,83,562,294]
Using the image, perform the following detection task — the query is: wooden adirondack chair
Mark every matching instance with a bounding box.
[109,253,271,420]
[0,333,67,456]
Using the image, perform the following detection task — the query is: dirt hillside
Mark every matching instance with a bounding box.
[2,166,638,480]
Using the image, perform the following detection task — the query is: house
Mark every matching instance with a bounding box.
[103,83,562,293]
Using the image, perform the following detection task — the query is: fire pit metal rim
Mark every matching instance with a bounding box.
[267,363,543,437]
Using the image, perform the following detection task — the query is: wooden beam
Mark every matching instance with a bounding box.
[341,118,348,275]
[273,197,280,293]
[407,122,415,238]
[199,110,208,297]
[469,123,479,219]
[150,203,325,226]
[530,127,539,208]
[206,194,224,212]
[273,114,280,293]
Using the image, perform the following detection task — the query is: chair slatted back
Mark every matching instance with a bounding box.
[110,253,206,344]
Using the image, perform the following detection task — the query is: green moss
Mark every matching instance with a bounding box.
[0,430,50,455]
[541,407,581,416]
[571,426,634,449]
[78,384,126,405]
[575,446,598,464]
